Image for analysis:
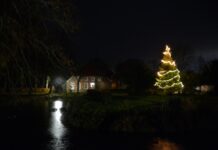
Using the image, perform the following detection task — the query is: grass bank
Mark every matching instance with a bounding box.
[64,94,218,133]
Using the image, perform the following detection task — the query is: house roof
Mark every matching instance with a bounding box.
[79,60,113,77]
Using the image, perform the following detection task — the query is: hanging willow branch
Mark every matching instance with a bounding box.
[0,0,77,90]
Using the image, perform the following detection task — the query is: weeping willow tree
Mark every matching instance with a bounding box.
[0,0,77,92]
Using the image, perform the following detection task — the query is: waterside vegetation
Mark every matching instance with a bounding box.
[64,94,218,133]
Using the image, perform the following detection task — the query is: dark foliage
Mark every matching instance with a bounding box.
[200,59,218,93]
[115,59,154,94]
[0,0,77,90]
[181,71,200,94]
[80,58,113,77]
[65,95,218,133]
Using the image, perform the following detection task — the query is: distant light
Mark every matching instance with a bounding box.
[54,77,65,85]
[151,138,181,150]
[54,100,63,109]
[195,86,200,90]
[90,82,95,88]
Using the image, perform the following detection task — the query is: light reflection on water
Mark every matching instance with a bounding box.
[48,100,68,150]
[150,138,183,150]
[45,100,183,150]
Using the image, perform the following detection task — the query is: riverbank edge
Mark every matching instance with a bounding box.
[62,94,218,134]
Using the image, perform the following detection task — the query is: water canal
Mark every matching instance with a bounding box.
[0,98,216,150]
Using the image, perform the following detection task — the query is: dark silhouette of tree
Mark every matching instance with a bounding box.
[80,59,112,77]
[0,0,77,92]
[115,59,154,94]
[173,43,196,70]
[200,59,218,93]
[181,71,199,94]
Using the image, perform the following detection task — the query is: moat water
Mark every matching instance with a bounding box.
[0,98,217,150]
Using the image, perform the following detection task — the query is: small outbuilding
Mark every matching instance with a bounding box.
[195,85,214,93]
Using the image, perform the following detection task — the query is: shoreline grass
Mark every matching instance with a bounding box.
[64,94,218,133]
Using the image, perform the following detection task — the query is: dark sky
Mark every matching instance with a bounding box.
[74,0,218,67]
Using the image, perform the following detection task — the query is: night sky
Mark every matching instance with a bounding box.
[74,0,218,67]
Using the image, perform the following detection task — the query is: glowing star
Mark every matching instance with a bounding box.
[166,45,171,51]
[154,45,184,94]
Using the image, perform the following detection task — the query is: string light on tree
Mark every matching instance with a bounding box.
[154,45,184,94]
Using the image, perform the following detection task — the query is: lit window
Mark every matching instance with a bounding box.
[90,82,95,89]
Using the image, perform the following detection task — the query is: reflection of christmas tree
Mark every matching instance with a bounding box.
[154,45,184,94]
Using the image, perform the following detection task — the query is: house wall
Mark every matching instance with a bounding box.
[79,76,95,92]
[66,76,78,93]
[66,76,112,93]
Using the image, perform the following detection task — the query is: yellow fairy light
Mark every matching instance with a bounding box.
[155,82,184,90]
[157,69,180,77]
[156,74,180,83]
[161,60,176,66]
[163,51,171,57]
[154,45,184,94]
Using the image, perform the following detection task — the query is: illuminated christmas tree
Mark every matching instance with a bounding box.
[154,45,184,94]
